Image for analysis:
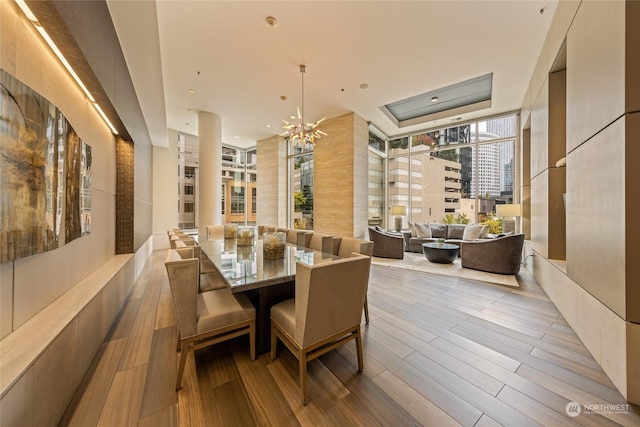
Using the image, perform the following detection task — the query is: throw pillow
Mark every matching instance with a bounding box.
[447,224,466,239]
[415,223,432,238]
[479,224,490,239]
[430,223,447,239]
[408,221,418,237]
[462,224,484,241]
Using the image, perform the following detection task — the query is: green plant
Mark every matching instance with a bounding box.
[293,191,306,212]
[442,214,455,224]
[480,214,503,234]
[456,213,470,224]
[441,213,470,225]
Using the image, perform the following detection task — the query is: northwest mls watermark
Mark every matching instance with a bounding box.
[565,401,631,417]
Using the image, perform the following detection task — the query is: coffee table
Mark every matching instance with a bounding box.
[422,242,459,264]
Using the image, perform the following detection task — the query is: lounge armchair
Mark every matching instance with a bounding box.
[460,234,525,275]
[367,226,404,259]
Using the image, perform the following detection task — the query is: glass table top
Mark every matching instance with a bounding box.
[197,238,341,292]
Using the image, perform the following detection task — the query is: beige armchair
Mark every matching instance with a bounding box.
[270,255,370,405]
[336,237,374,324]
[165,258,256,391]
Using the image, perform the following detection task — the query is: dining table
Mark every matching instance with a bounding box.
[197,236,342,354]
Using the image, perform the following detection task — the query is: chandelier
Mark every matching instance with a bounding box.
[281,65,326,147]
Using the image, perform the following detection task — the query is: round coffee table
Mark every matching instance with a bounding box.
[422,242,459,264]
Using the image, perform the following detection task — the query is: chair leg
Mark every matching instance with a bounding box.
[363,295,370,324]
[176,342,189,391]
[270,323,277,361]
[355,327,364,371]
[300,351,309,405]
[249,321,256,361]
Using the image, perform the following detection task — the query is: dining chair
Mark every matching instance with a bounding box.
[335,237,374,324]
[165,257,256,391]
[270,254,371,405]
[173,241,226,292]
[306,232,335,254]
[285,229,309,246]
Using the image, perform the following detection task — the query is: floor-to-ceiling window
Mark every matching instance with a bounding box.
[289,141,314,230]
[380,113,517,230]
[368,129,386,227]
[177,131,258,229]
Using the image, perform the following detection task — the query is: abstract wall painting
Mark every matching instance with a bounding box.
[0,69,91,262]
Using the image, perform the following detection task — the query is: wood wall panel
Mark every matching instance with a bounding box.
[566,118,626,318]
[256,135,287,228]
[530,80,549,178]
[626,113,640,322]
[626,1,640,113]
[530,170,548,258]
[547,0,580,64]
[314,113,369,238]
[566,1,625,152]
[314,114,355,237]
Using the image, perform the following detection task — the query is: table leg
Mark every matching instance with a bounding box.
[245,281,294,354]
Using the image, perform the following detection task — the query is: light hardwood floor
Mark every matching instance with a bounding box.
[59,250,640,426]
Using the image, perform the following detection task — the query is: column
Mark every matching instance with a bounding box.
[198,112,222,239]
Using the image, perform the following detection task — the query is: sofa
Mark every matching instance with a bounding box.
[368,226,404,259]
[402,222,490,253]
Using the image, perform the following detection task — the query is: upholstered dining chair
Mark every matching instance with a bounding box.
[306,232,337,254]
[270,254,371,405]
[336,237,374,324]
[284,229,309,246]
[173,241,226,292]
[165,257,256,391]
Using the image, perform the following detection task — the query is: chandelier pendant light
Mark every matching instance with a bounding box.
[281,65,327,148]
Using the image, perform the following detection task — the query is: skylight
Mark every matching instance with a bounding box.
[381,73,493,128]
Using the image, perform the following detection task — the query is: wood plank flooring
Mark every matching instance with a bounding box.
[59,250,640,426]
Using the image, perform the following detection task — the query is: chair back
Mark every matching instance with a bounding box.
[258,225,277,237]
[294,255,370,347]
[284,229,309,246]
[206,225,225,240]
[307,232,334,254]
[337,237,373,258]
[165,258,199,338]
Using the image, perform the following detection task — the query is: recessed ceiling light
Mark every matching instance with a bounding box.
[431,96,439,103]
[187,108,192,112]
[360,83,369,90]
[234,136,240,139]
[290,115,296,120]
[265,124,272,128]
[188,89,195,94]
[266,16,278,28]
[185,122,190,126]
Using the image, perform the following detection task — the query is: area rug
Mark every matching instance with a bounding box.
[372,252,519,288]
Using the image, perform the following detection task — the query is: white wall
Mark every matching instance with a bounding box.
[152,129,179,250]
[0,1,116,337]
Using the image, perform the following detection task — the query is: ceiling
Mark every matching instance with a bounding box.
[107,0,558,150]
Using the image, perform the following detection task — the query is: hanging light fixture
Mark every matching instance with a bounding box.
[281,65,326,148]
